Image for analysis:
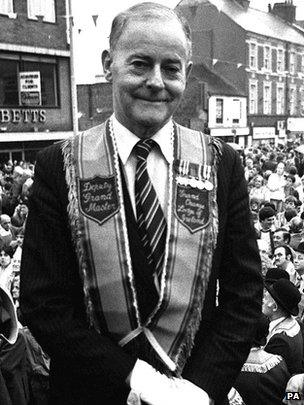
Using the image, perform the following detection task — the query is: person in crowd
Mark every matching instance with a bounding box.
[249,174,270,204]
[273,228,291,249]
[255,206,276,256]
[289,217,304,250]
[249,197,260,226]
[244,156,254,182]
[273,244,298,286]
[257,239,273,276]
[233,314,290,405]
[0,214,18,251]
[263,279,303,375]
[11,203,28,229]
[279,208,299,231]
[267,162,286,212]
[20,3,263,405]
[293,242,304,320]
[0,246,15,292]
[262,152,277,173]
[284,174,299,200]
[283,373,304,404]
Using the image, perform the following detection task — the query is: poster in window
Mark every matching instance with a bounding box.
[19,71,41,106]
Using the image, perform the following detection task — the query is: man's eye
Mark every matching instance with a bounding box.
[132,60,147,69]
[164,66,180,74]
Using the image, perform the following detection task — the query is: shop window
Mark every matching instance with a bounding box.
[0,57,58,107]
[27,0,55,23]
[0,0,13,14]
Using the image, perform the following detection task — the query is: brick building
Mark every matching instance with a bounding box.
[176,0,304,146]
[0,0,72,163]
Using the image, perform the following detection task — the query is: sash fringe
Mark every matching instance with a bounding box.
[61,138,100,332]
[241,355,283,373]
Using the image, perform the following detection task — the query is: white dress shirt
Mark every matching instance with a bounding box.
[112,115,173,218]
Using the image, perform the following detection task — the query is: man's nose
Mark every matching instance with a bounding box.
[146,66,165,90]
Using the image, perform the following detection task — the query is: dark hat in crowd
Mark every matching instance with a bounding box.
[295,241,304,253]
[259,206,276,221]
[264,268,290,286]
[266,279,301,316]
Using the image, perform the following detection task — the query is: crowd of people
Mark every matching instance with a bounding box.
[228,140,304,404]
[0,160,49,405]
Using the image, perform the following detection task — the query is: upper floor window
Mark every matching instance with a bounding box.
[249,80,258,115]
[263,81,272,115]
[264,45,271,71]
[216,98,223,124]
[277,49,284,73]
[232,99,241,124]
[276,84,285,115]
[249,43,257,70]
[0,0,13,14]
[27,0,55,23]
[290,51,296,75]
[289,85,297,115]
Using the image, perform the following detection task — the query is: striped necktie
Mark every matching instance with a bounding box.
[134,139,167,277]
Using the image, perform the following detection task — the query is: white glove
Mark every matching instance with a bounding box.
[128,359,210,405]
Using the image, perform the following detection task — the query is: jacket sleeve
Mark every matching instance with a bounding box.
[182,144,263,403]
[20,145,136,389]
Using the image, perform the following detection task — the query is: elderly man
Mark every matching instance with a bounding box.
[263,279,303,375]
[20,3,263,405]
[0,215,19,251]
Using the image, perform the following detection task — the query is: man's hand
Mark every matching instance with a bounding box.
[127,359,210,405]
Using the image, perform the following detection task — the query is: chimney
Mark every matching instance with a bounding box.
[235,0,250,9]
[270,1,296,24]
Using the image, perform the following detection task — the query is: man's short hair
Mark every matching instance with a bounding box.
[284,208,297,222]
[289,216,303,233]
[259,206,276,221]
[286,174,295,184]
[109,2,192,60]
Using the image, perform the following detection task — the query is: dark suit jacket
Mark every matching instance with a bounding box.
[20,130,263,405]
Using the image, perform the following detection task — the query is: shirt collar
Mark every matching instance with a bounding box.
[112,114,173,165]
[269,316,287,335]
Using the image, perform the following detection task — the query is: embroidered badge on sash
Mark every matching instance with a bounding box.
[78,176,119,225]
[174,159,212,233]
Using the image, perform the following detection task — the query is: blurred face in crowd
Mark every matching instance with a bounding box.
[254,176,263,188]
[260,215,275,231]
[103,14,192,138]
[0,250,11,268]
[276,162,285,176]
[11,275,20,300]
[294,251,304,274]
[273,231,285,248]
[0,216,11,231]
[285,201,296,210]
[273,246,290,270]
[245,158,253,169]
[286,177,293,188]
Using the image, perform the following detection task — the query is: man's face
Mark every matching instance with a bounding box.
[262,288,276,319]
[103,17,192,137]
[0,251,10,268]
[294,251,304,274]
[260,215,275,231]
[285,201,296,210]
[273,231,284,247]
[1,217,11,231]
[273,247,289,269]
[254,177,262,188]
[276,163,285,176]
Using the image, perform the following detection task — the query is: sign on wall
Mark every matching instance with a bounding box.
[252,127,275,140]
[19,71,41,106]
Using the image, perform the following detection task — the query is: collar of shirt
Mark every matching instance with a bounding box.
[269,316,287,335]
[112,114,173,165]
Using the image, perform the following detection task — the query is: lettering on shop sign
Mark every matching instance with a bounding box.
[79,176,119,225]
[175,184,210,233]
[0,109,46,123]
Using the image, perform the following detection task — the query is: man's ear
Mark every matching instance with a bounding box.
[102,49,112,82]
[186,61,193,80]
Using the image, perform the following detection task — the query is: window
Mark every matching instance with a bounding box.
[263,82,272,115]
[301,55,304,74]
[290,51,296,75]
[249,43,257,70]
[216,98,223,124]
[249,80,258,114]
[289,85,297,115]
[264,45,271,71]
[300,87,304,116]
[276,84,285,115]
[0,0,13,14]
[277,49,284,73]
[232,99,241,124]
[0,55,58,107]
[27,0,55,23]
